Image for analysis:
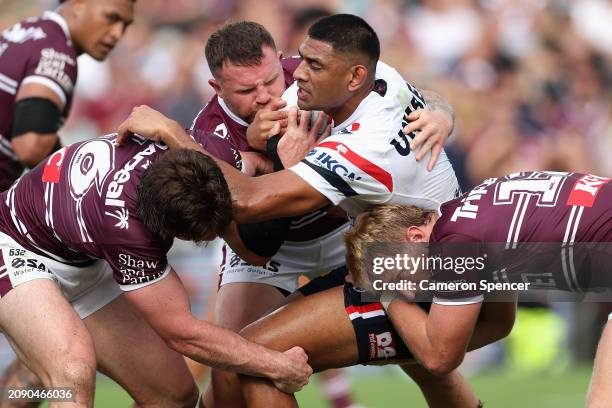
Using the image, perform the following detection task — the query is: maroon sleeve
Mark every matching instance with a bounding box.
[23,39,77,105]
[428,233,487,304]
[100,221,172,291]
[190,129,243,170]
[281,57,301,86]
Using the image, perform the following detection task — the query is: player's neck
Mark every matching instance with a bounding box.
[327,85,373,125]
[56,6,84,55]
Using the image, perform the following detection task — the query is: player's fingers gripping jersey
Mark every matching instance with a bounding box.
[220,223,349,293]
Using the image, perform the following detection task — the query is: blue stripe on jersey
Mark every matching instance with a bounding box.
[301,160,358,198]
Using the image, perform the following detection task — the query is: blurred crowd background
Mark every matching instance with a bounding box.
[1,0,612,387]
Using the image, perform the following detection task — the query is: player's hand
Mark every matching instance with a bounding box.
[402,108,453,171]
[277,107,330,168]
[117,105,185,147]
[272,346,313,394]
[240,151,274,176]
[247,99,288,151]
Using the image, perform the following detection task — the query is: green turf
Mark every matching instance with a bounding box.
[84,365,592,407]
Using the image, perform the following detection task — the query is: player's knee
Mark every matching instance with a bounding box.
[49,358,96,389]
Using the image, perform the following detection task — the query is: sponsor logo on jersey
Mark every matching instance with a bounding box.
[104,143,162,209]
[35,48,75,93]
[118,253,165,284]
[451,177,498,221]
[318,141,393,191]
[567,174,610,207]
[213,123,228,139]
[105,208,129,229]
[310,151,362,182]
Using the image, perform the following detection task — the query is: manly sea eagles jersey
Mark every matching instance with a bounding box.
[289,61,460,218]
[0,135,173,291]
[428,171,612,304]
[0,11,78,190]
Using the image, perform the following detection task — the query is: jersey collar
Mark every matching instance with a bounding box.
[331,92,376,134]
[218,97,250,127]
[43,11,72,47]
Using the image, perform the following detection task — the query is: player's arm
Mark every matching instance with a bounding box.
[118,106,331,223]
[123,268,312,392]
[403,87,455,171]
[385,300,481,376]
[11,83,63,167]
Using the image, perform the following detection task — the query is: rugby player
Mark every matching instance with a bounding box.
[188,20,457,408]
[218,171,605,407]
[0,0,135,191]
[118,13,487,407]
[0,0,135,398]
[0,134,312,407]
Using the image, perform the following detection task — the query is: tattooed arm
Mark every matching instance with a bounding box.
[404,89,455,171]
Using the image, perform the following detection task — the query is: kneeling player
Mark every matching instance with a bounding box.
[0,134,311,407]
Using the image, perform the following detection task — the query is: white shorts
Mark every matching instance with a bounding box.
[0,233,121,318]
[220,224,349,293]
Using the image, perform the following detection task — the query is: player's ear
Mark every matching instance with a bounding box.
[208,79,223,98]
[277,50,284,60]
[406,226,427,243]
[347,65,368,92]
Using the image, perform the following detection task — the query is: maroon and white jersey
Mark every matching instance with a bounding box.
[429,171,612,303]
[0,11,78,190]
[190,57,347,241]
[0,135,173,291]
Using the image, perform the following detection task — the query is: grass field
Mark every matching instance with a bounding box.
[87,365,593,407]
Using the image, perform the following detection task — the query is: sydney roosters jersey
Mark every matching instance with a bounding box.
[0,12,78,190]
[290,62,460,217]
[0,135,173,291]
[191,57,347,241]
[429,171,612,304]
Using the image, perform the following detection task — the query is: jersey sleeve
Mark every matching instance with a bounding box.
[100,226,172,291]
[22,40,77,107]
[190,129,243,170]
[428,233,487,305]
[289,133,393,206]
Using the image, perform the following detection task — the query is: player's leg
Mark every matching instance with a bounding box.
[64,261,199,408]
[0,358,44,408]
[238,285,358,408]
[204,282,287,407]
[585,319,612,407]
[400,364,480,408]
[0,279,96,407]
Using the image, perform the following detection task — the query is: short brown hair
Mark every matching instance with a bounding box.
[205,21,277,77]
[137,148,232,242]
[344,204,435,287]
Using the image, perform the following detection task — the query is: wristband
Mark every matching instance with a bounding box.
[266,134,284,171]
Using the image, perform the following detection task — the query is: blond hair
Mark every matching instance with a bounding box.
[344,204,435,288]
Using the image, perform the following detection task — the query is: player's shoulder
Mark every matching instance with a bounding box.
[4,12,75,54]
[281,56,301,78]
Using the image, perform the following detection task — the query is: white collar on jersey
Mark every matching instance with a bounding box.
[218,97,250,127]
[331,92,376,134]
[43,11,72,47]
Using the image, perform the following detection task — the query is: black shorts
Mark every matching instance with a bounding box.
[343,283,431,364]
[298,265,348,296]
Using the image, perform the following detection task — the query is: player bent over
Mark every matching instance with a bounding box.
[0,134,311,407]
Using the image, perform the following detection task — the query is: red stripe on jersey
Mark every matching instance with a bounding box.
[566,174,610,207]
[318,141,393,191]
[345,303,384,316]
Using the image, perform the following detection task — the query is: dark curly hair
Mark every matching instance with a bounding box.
[137,148,232,242]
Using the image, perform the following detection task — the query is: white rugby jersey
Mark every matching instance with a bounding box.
[290,62,460,217]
